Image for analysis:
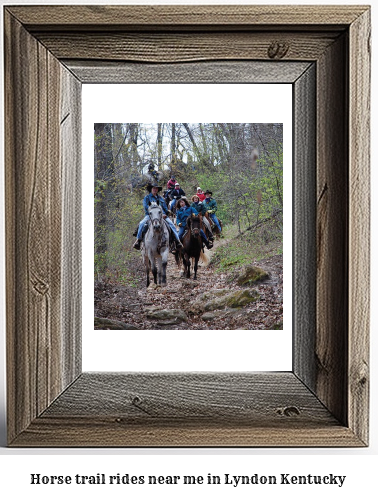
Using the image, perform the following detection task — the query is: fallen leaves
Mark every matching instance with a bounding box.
[94,250,283,331]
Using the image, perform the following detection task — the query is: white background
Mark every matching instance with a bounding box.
[82,83,292,372]
[0,0,377,498]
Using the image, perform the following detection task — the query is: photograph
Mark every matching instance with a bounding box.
[94,122,283,331]
[2,0,372,456]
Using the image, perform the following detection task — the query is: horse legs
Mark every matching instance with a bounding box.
[151,261,158,285]
[156,255,166,286]
[144,254,150,287]
[147,250,158,285]
[184,254,191,279]
[161,250,168,286]
[193,256,199,279]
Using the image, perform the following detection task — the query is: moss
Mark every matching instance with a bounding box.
[203,289,260,311]
[271,321,283,330]
[200,289,230,302]
[237,265,270,286]
[94,317,139,330]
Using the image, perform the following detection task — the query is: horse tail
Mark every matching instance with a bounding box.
[175,248,182,267]
[200,249,210,265]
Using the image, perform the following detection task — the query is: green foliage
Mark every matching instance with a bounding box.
[94,189,144,283]
[211,222,283,274]
[94,122,283,282]
[195,171,230,222]
[99,230,140,286]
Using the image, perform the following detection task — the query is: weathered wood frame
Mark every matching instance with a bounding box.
[4,5,370,447]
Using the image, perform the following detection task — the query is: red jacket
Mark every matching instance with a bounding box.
[167,179,176,190]
[197,192,206,201]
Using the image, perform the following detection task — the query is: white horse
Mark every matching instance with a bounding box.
[141,202,169,287]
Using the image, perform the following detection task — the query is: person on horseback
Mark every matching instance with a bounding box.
[169,182,186,211]
[202,190,222,233]
[167,175,176,191]
[133,183,183,251]
[191,194,214,241]
[147,160,159,182]
[164,174,176,203]
[196,187,206,201]
[176,198,213,249]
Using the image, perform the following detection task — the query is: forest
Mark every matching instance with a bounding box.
[94,123,284,330]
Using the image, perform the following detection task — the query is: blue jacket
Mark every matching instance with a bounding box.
[202,197,218,213]
[191,201,206,216]
[176,206,198,227]
[143,193,168,215]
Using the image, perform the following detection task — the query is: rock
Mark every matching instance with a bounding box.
[202,308,242,322]
[203,289,261,312]
[201,312,217,321]
[183,281,199,289]
[200,289,229,301]
[236,265,270,286]
[146,309,188,324]
[94,317,139,330]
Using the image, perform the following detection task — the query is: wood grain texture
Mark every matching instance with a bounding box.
[4,11,80,443]
[316,34,349,426]
[348,9,371,444]
[4,5,370,447]
[11,420,363,448]
[61,68,82,389]
[7,5,367,30]
[41,373,335,422]
[293,64,316,390]
[65,60,311,84]
[11,373,363,447]
[5,12,62,441]
[36,32,339,63]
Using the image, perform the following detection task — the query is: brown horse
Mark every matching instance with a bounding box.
[204,212,223,238]
[179,214,208,279]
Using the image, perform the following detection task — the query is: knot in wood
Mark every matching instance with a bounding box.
[268,41,289,59]
[131,395,142,406]
[277,406,300,417]
[33,279,49,295]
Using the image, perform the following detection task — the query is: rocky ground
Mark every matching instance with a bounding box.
[94,238,283,330]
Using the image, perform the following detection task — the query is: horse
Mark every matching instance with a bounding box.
[141,202,169,287]
[130,171,165,192]
[179,214,209,279]
[204,212,223,238]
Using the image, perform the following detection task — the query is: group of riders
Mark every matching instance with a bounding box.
[133,174,222,253]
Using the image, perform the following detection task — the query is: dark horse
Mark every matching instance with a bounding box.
[179,214,209,279]
[204,212,223,238]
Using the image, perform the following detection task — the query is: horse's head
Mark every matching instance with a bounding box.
[187,213,201,237]
[148,201,163,231]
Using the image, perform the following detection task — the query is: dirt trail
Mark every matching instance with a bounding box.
[95,236,283,330]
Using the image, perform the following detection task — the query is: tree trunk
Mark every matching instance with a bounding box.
[157,123,163,169]
[171,123,176,166]
[94,123,114,273]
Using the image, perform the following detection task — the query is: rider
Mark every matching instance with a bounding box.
[196,187,206,201]
[202,190,222,233]
[166,175,176,191]
[164,174,176,203]
[191,194,214,241]
[176,198,213,249]
[169,182,186,211]
[133,183,183,251]
[147,160,159,182]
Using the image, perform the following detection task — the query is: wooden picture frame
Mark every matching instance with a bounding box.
[4,5,370,447]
